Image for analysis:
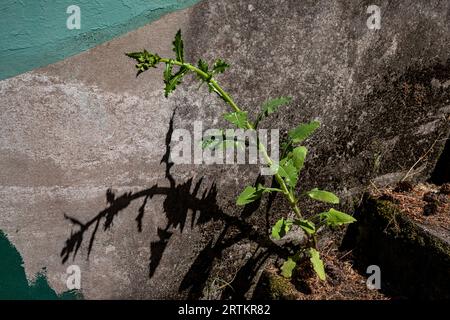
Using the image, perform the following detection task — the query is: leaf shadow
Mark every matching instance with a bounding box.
[60,109,289,299]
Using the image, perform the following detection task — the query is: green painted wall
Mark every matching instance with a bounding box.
[0,230,80,300]
[0,0,199,80]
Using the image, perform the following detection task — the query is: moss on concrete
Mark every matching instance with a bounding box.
[253,270,298,300]
[344,195,450,299]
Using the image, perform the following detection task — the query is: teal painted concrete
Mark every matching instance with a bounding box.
[0,230,80,300]
[0,0,199,80]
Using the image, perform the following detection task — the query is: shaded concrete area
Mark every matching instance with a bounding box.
[1,0,449,299]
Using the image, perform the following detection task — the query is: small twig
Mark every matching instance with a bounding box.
[401,135,441,182]
[211,267,238,291]
[339,249,354,261]
[369,180,382,195]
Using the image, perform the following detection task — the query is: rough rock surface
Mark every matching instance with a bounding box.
[343,195,450,299]
[0,0,449,298]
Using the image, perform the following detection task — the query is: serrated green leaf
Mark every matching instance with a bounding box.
[271,218,293,240]
[320,208,356,227]
[280,140,294,159]
[294,219,316,235]
[277,160,298,188]
[216,139,245,151]
[224,111,248,129]
[255,97,291,128]
[281,258,297,278]
[125,52,142,59]
[201,130,224,150]
[212,59,229,74]
[263,96,292,114]
[269,162,279,174]
[278,156,288,167]
[291,146,307,171]
[288,121,320,144]
[195,60,211,88]
[172,29,184,62]
[164,62,173,83]
[306,188,339,204]
[236,186,262,206]
[164,66,188,98]
[237,186,256,205]
[126,50,160,76]
[202,136,244,151]
[201,137,220,150]
[309,248,326,281]
[198,59,209,73]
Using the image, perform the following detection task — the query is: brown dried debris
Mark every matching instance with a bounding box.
[269,246,387,300]
[371,182,450,231]
[440,183,450,195]
[394,180,414,193]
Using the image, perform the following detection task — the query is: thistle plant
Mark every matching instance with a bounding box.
[126,30,356,281]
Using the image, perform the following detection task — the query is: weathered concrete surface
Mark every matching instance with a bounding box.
[0,8,197,299]
[1,0,450,299]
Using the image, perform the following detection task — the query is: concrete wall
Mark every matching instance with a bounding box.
[0,0,449,299]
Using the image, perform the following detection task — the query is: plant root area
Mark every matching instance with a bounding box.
[256,247,387,300]
[372,182,450,242]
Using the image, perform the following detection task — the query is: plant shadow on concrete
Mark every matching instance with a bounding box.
[61,110,290,299]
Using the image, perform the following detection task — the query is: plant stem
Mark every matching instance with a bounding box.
[159,58,302,219]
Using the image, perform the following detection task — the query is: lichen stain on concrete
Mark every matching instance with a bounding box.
[0,230,80,300]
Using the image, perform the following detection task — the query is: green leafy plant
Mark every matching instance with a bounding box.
[126,30,356,281]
